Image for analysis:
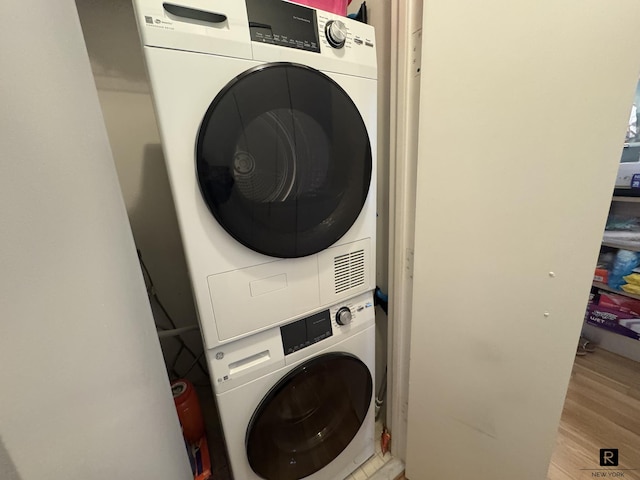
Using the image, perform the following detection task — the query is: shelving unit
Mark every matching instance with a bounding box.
[600,196,640,251]
[592,281,640,301]
[612,195,640,203]
[587,195,640,360]
[601,240,640,251]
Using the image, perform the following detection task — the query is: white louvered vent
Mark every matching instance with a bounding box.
[334,249,365,294]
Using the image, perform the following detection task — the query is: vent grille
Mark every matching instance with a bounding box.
[334,249,365,294]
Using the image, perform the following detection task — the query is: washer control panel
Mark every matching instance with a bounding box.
[336,306,352,325]
[209,291,375,393]
[279,292,374,356]
[280,309,332,355]
[328,292,374,332]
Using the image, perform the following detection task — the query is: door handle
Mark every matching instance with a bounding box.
[162,3,227,24]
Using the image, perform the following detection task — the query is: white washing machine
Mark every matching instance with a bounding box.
[209,291,375,480]
[132,0,378,349]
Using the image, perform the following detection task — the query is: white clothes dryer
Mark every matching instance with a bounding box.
[132,0,378,349]
[209,291,375,480]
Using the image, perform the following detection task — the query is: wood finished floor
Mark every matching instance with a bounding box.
[200,347,640,480]
[547,348,640,480]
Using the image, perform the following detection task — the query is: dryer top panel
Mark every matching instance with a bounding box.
[133,0,253,59]
[132,0,376,78]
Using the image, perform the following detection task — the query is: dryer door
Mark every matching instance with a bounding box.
[196,63,372,258]
[245,353,373,480]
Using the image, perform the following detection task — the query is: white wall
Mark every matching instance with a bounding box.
[385,0,423,458]
[405,0,640,478]
[0,1,192,478]
[75,0,204,378]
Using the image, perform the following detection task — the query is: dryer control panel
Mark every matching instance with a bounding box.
[246,0,321,53]
[134,0,376,80]
[246,0,375,54]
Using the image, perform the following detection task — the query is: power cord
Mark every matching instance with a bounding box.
[137,249,209,381]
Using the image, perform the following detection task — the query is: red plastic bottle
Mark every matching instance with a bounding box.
[171,379,205,444]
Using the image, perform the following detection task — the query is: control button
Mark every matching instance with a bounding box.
[325,20,347,49]
[354,38,363,45]
[336,307,352,326]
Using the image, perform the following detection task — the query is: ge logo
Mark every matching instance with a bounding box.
[215,352,224,360]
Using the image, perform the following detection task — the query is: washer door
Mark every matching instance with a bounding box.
[245,353,373,480]
[196,63,372,258]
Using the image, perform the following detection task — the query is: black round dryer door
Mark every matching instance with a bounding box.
[196,63,372,258]
[246,353,373,480]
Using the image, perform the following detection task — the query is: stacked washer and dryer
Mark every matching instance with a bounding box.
[132,0,377,478]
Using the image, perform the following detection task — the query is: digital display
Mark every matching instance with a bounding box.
[246,0,320,53]
[280,310,332,355]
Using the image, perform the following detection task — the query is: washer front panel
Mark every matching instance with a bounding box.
[212,315,375,480]
[245,352,373,480]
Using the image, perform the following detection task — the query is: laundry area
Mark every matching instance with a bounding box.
[75,0,393,478]
[2,1,640,480]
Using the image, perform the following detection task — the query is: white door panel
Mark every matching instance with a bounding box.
[406,0,640,478]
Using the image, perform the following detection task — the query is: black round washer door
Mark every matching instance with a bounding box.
[196,63,372,258]
[246,353,373,480]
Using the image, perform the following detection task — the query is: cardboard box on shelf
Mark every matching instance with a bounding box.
[586,304,640,340]
[594,267,609,283]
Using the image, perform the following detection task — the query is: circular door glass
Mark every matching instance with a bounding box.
[246,353,373,480]
[196,63,372,258]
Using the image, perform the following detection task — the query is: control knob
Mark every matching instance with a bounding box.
[336,307,352,326]
[325,20,347,49]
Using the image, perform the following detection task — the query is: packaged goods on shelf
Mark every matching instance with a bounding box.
[608,249,640,289]
[598,290,640,315]
[586,290,640,340]
[594,267,608,283]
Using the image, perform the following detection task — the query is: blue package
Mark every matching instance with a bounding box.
[608,249,640,289]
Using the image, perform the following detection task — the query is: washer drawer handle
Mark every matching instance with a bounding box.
[228,350,271,376]
[162,3,227,24]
